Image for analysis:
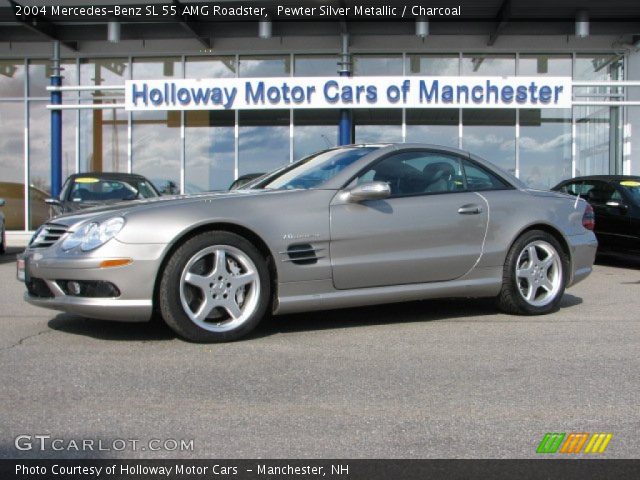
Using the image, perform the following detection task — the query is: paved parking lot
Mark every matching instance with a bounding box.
[0,247,639,459]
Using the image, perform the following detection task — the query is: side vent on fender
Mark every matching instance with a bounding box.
[282,243,324,265]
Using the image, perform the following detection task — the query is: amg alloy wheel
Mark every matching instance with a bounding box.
[159,231,270,342]
[515,240,562,308]
[497,230,568,315]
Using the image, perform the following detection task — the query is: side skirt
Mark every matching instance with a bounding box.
[274,266,503,315]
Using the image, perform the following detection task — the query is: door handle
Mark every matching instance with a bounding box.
[458,204,483,215]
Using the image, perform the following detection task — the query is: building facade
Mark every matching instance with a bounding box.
[1,15,639,235]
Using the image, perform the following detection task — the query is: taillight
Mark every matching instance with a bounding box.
[582,203,595,231]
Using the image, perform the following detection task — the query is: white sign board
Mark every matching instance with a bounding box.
[125,76,572,111]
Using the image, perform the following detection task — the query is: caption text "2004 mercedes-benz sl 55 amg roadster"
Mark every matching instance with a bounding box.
[18,144,597,342]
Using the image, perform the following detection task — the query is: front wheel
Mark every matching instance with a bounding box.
[159,231,271,342]
[497,230,568,315]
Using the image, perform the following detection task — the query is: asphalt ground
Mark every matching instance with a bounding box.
[0,247,639,459]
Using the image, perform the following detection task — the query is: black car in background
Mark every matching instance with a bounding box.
[46,172,161,216]
[552,175,640,254]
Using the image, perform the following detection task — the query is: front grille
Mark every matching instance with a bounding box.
[26,278,54,298]
[29,223,68,249]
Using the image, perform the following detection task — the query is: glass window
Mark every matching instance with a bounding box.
[238,110,289,176]
[406,54,459,76]
[132,57,182,79]
[132,111,181,194]
[185,56,236,78]
[28,59,77,97]
[519,109,572,189]
[575,106,615,177]
[294,55,339,77]
[293,109,339,161]
[406,109,459,147]
[518,55,571,76]
[79,100,127,174]
[262,147,378,190]
[0,61,25,97]
[239,56,291,78]
[462,109,516,174]
[185,110,235,192]
[462,159,510,191]
[354,109,402,143]
[357,151,465,196]
[574,54,623,81]
[80,58,129,85]
[29,101,76,229]
[462,54,515,76]
[353,55,403,76]
[0,102,25,230]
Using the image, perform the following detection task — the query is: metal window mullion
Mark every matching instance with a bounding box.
[571,52,577,178]
[74,57,80,174]
[234,110,239,179]
[401,52,406,143]
[127,56,132,174]
[234,54,239,179]
[180,110,185,193]
[514,53,519,178]
[458,53,463,149]
[515,109,520,178]
[23,58,30,232]
[180,55,186,194]
[290,53,294,163]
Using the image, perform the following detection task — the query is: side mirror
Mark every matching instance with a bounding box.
[606,201,628,213]
[346,182,391,202]
[45,198,61,206]
[0,198,5,207]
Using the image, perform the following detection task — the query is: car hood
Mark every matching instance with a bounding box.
[48,189,294,229]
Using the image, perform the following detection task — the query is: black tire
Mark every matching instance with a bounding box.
[497,229,569,315]
[159,231,271,342]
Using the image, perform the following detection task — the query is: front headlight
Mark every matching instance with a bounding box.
[61,217,125,252]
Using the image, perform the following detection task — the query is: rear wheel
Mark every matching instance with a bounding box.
[497,230,568,315]
[159,231,270,342]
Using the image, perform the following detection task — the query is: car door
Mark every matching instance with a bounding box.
[329,150,488,290]
[584,181,631,251]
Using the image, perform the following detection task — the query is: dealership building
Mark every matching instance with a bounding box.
[1,0,640,240]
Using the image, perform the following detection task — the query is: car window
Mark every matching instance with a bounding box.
[69,178,156,202]
[620,180,640,205]
[260,147,379,190]
[356,151,465,197]
[582,181,617,205]
[461,159,510,191]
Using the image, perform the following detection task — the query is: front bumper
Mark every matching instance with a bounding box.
[21,239,168,323]
[567,231,598,287]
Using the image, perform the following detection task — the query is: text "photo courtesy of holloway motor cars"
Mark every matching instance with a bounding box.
[18,144,598,342]
[3,0,640,478]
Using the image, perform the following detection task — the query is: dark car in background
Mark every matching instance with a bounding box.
[47,173,161,216]
[552,175,640,254]
[0,198,6,254]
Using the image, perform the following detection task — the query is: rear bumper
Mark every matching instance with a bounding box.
[567,231,598,287]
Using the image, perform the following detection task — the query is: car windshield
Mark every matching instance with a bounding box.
[257,146,380,190]
[620,180,640,205]
[68,178,158,202]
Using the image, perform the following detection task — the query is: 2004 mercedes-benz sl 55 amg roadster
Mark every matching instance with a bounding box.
[18,144,597,342]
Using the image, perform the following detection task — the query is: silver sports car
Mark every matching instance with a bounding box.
[19,144,597,342]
